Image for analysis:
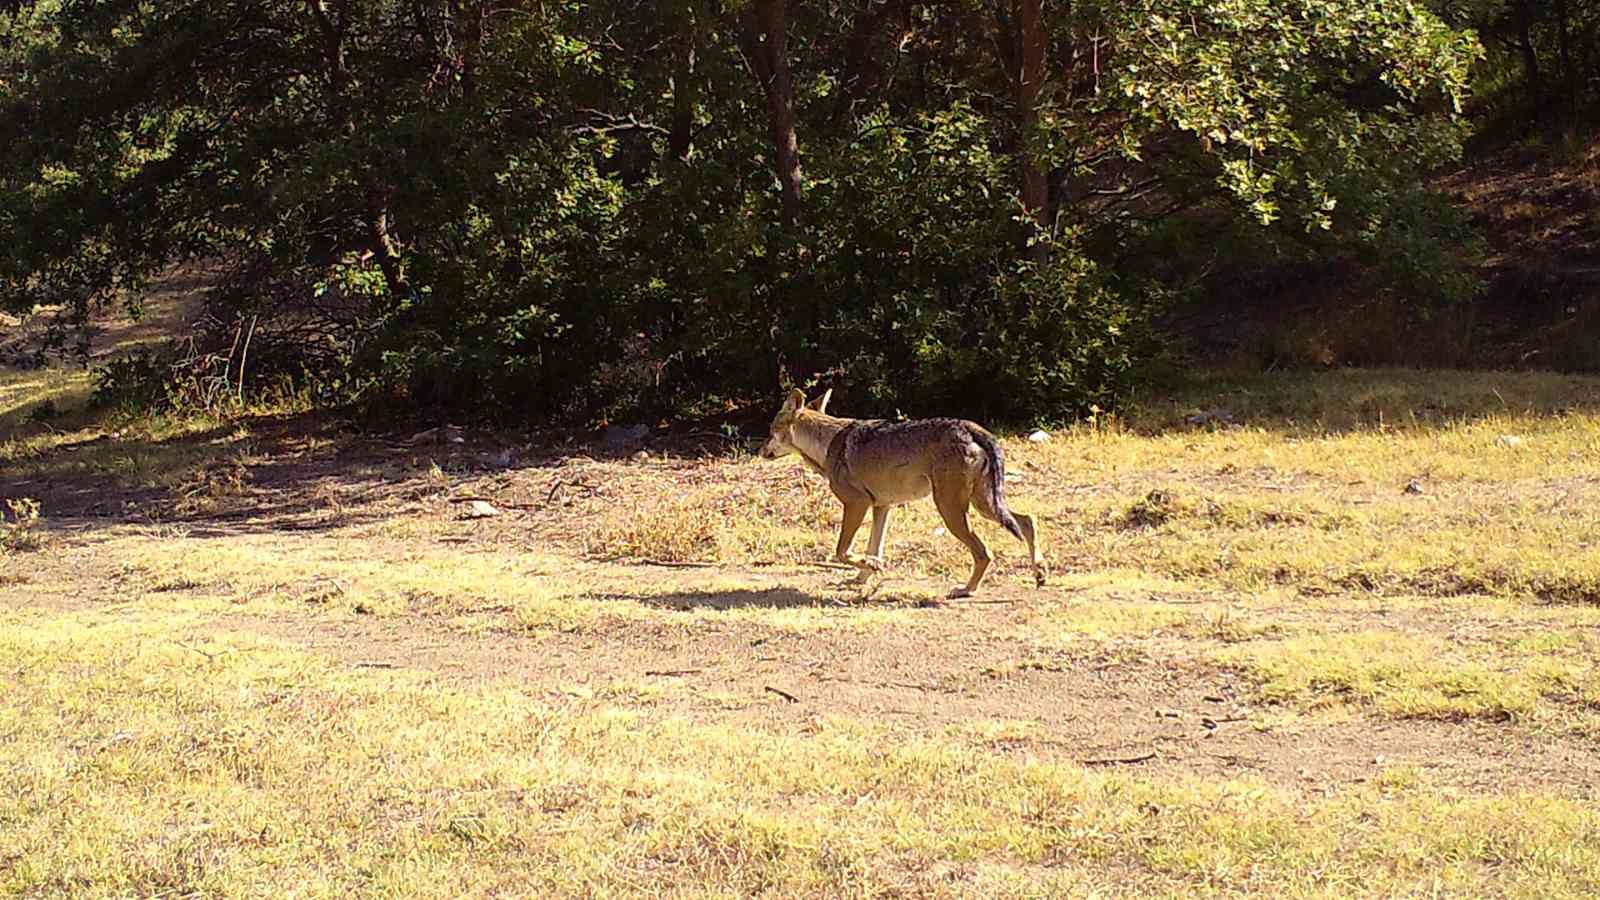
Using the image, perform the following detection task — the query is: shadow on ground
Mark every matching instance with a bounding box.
[612,585,937,612]
[4,409,478,534]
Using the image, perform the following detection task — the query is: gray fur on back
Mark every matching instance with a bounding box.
[825,418,1024,539]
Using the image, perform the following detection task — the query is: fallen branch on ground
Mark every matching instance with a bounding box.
[1079,751,1158,766]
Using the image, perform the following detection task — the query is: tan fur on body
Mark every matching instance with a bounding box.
[759,389,1046,597]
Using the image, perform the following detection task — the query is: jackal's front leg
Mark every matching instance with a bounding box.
[864,505,892,571]
[832,501,880,580]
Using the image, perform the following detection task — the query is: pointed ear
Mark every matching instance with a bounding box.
[806,388,832,414]
[785,388,806,410]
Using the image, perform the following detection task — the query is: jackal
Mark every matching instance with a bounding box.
[758,388,1046,597]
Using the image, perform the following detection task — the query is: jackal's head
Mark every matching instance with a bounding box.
[758,388,830,460]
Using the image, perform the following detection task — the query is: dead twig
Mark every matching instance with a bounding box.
[764,685,801,704]
[176,642,233,662]
[645,669,704,677]
[1079,751,1158,766]
[544,479,601,505]
[354,661,397,669]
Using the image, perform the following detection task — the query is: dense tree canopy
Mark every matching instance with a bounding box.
[0,1,1492,421]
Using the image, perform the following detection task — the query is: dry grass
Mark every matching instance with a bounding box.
[3,613,1599,898]
[7,366,1600,895]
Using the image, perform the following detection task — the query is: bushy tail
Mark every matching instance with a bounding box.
[971,428,1024,541]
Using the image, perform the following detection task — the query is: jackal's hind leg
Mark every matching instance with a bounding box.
[933,487,990,598]
[1010,512,1047,587]
[972,488,1046,588]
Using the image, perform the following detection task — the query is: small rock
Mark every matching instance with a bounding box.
[1494,435,1525,448]
[461,500,500,519]
[933,527,948,538]
[630,449,650,462]
[1027,430,1052,443]
[1402,481,1424,495]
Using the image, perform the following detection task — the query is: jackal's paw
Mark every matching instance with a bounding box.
[1034,565,1048,588]
[946,586,973,600]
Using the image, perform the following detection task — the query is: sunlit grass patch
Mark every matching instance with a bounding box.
[1,406,242,492]
[0,366,94,437]
[107,530,936,636]
[1015,584,1293,663]
[3,613,1599,897]
[113,534,619,631]
[1125,368,1600,433]
[580,468,1041,590]
[558,382,1600,613]
[1218,631,1600,724]
[1040,480,1600,607]
[583,476,839,567]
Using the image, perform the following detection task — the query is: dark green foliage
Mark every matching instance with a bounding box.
[91,348,172,412]
[1,0,1483,425]
[1442,0,1600,131]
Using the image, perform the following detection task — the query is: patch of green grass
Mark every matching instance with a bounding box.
[3,612,1599,897]
[1217,631,1599,724]
[0,367,93,438]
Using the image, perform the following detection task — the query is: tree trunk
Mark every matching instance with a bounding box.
[669,5,699,160]
[740,0,803,228]
[1017,0,1048,265]
[1514,0,1544,113]
[832,0,908,124]
[308,0,411,299]
[365,191,413,301]
[1554,0,1575,116]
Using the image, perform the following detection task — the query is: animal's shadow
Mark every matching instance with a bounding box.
[613,584,939,613]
